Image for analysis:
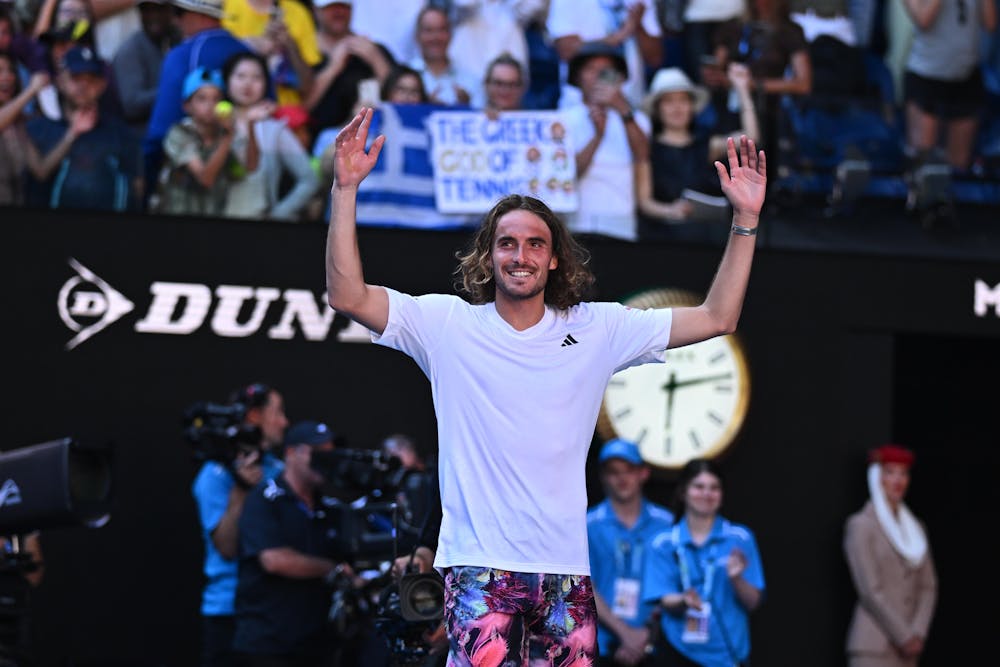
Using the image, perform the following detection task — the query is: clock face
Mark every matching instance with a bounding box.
[597,289,750,470]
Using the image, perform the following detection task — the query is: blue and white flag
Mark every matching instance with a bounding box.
[315,104,476,230]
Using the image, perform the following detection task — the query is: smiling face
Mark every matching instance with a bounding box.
[387,72,424,104]
[880,462,910,508]
[685,471,723,519]
[486,62,523,111]
[491,209,558,306]
[226,56,267,107]
[416,8,450,62]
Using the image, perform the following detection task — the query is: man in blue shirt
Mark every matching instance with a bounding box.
[587,439,674,666]
[192,383,288,667]
[143,0,249,197]
[25,46,142,211]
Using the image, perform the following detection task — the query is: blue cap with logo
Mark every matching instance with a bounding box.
[182,66,224,101]
[62,45,105,77]
[598,438,644,465]
[285,420,334,447]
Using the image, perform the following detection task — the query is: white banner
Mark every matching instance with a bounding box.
[429,110,578,213]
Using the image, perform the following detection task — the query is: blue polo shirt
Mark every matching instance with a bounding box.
[233,476,340,656]
[643,517,765,667]
[587,499,673,657]
[192,453,284,616]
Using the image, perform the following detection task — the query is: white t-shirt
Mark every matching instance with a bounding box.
[372,288,673,575]
[564,104,650,241]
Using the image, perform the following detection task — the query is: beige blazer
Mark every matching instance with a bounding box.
[843,502,937,655]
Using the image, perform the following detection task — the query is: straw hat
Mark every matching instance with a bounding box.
[642,68,710,117]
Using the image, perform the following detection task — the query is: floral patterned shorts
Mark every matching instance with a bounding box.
[443,566,597,667]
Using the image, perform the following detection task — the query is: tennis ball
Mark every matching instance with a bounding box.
[214,101,233,118]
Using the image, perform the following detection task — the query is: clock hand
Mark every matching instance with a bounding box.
[664,370,677,429]
[663,371,677,431]
[666,372,734,391]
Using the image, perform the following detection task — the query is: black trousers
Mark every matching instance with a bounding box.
[202,615,244,667]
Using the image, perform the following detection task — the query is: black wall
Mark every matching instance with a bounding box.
[4,210,999,666]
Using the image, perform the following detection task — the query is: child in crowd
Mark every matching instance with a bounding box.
[221,51,317,221]
[153,66,257,216]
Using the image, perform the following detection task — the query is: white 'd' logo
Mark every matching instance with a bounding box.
[58,258,135,350]
[0,479,22,507]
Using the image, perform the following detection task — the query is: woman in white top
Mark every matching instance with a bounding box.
[222,51,318,221]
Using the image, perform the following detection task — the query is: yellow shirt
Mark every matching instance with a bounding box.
[222,0,321,104]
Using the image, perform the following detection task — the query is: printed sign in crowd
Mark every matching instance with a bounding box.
[429,111,578,214]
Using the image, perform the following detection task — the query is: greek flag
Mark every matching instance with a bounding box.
[356,104,476,229]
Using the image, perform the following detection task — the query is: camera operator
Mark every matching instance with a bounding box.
[381,435,436,553]
[192,383,289,667]
[233,420,357,667]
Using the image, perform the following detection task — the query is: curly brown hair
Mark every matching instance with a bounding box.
[454,195,595,310]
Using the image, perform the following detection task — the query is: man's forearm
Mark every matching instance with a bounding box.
[594,591,632,639]
[326,186,367,312]
[700,212,758,334]
[211,486,248,560]
[259,547,336,579]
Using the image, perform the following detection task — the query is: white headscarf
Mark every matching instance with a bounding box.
[867,463,928,567]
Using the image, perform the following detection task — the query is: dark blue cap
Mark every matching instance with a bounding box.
[599,438,643,465]
[62,46,105,77]
[285,420,334,447]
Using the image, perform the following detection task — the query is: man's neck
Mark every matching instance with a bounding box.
[610,496,642,529]
[494,295,547,331]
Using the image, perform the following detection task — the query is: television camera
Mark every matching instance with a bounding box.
[310,448,444,666]
[181,400,261,467]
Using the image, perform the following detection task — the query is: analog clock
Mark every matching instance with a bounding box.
[597,288,751,471]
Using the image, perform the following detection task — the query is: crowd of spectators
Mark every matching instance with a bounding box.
[1,0,998,234]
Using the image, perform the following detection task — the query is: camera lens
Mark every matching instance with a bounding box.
[399,574,444,621]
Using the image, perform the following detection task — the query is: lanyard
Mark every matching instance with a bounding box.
[615,538,644,579]
[674,526,717,598]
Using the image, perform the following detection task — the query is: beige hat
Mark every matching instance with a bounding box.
[642,68,710,117]
[170,0,223,19]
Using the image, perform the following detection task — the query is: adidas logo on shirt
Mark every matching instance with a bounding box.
[561,334,579,347]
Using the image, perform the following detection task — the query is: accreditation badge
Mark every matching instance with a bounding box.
[681,602,711,644]
[611,578,641,619]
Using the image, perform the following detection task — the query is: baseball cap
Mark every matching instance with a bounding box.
[182,66,223,101]
[170,0,223,19]
[599,438,644,466]
[285,420,334,447]
[314,0,352,7]
[61,45,105,76]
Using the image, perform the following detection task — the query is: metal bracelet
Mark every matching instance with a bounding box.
[731,224,758,236]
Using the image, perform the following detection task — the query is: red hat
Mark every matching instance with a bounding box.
[868,444,915,467]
